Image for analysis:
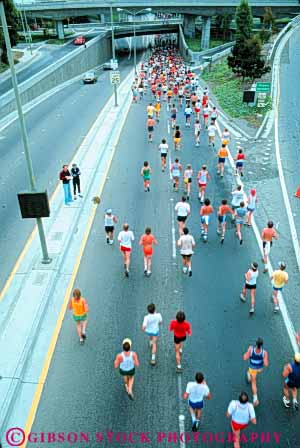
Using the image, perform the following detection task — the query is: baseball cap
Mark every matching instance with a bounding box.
[122,338,132,347]
[295,353,300,363]
[106,208,112,214]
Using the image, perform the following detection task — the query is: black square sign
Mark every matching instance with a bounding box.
[18,191,50,219]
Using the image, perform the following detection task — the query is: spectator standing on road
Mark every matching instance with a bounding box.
[68,288,89,345]
[243,337,269,407]
[71,163,83,200]
[114,338,139,400]
[59,164,72,206]
[118,223,134,277]
[183,372,211,432]
[282,352,300,410]
[169,311,192,372]
[226,392,256,448]
[271,262,288,313]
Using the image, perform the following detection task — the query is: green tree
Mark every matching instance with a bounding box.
[0,0,19,64]
[263,7,275,31]
[235,0,253,42]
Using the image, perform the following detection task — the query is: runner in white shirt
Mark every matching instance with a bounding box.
[158,138,169,172]
[226,392,256,448]
[175,196,191,235]
[194,119,201,147]
[142,303,162,366]
[104,208,118,244]
[117,223,134,277]
[194,100,201,121]
[231,185,244,220]
[207,121,217,147]
[183,164,193,200]
[184,105,193,127]
[183,372,211,432]
[177,227,195,276]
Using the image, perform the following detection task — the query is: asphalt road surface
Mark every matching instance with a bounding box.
[0,55,134,292]
[28,89,300,447]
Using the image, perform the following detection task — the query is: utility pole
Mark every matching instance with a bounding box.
[0,2,51,264]
[110,2,118,107]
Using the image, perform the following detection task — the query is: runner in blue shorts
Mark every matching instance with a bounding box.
[142,303,162,365]
[183,372,211,431]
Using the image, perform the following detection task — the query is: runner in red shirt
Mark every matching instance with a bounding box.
[139,227,158,277]
[169,311,192,372]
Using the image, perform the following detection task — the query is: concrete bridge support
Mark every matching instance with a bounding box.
[55,19,64,39]
[183,14,196,39]
[201,16,211,50]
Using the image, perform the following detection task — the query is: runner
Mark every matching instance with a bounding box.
[138,82,144,101]
[177,227,195,276]
[243,337,269,406]
[217,144,229,177]
[210,106,219,124]
[194,119,201,147]
[261,220,278,273]
[270,261,288,313]
[139,227,158,276]
[221,128,231,147]
[197,165,211,203]
[170,103,177,128]
[117,223,135,277]
[167,86,173,106]
[154,99,161,122]
[169,311,192,372]
[282,352,300,410]
[147,102,155,117]
[178,85,184,107]
[207,121,217,148]
[194,98,201,121]
[183,164,193,200]
[173,125,182,151]
[175,196,191,234]
[231,185,244,221]
[68,288,89,345]
[200,198,214,242]
[203,104,210,128]
[142,303,162,365]
[217,199,234,243]
[170,158,182,191]
[147,115,155,143]
[235,147,246,176]
[132,83,138,103]
[226,392,256,448]
[240,262,259,314]
[184,103,193,128]
[114,338,139,400]
[159,138,168,172]
[104,208,118,244]
[141,161,152,192]
[183,372,211,431]
[235,201,247,245]
[245,189,258,226]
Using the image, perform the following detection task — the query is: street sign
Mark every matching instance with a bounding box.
[110,58,118,70]
[110,70,120,85]
[257,92,267,108]
[256,82,271,93]
[243,90,255,104]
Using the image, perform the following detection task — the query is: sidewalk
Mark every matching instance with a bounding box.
[0,66,134,443]
[0,48,41,83]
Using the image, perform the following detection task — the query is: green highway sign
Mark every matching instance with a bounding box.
[256,82,271,93]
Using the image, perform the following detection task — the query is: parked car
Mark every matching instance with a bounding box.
[73,35,86,45]
[83,71,97,84]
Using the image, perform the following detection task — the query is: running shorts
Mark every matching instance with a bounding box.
[218,157,226,163]
[181,254,192,259]
[231,421,248,431]
[195,108,200,113]
[273,286,283,291]
[222,139,229,145]
[174,335,186,344]
[120,368,135,377]
[161,153,167,158]
[105,226,114,233]
[177,216,187,222]
[120,246,131,253]
[143,246,153,256]
[201,216,210,225]
[248,368,262,376]
[146,330,159,337]
[148,126,154,132]
[174,138,181,144]
[198,183,206,188]
[189,400,204,410]
[73,314,87,322]
[236,162,243,168]
[218,215,226,224]
[245,283,256,290]
[285,378,299,389]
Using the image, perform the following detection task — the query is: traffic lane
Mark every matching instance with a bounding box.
[0,36,98,96]
[166,112,300,443]
[28,92,185,447]
[0,56,134,291]
[276,27,300,330]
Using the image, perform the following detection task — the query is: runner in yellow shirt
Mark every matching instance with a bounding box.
[271,262,288,313]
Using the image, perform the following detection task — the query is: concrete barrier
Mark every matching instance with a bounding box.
[0,32,111,121]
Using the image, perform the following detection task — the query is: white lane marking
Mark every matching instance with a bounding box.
[177,374,186,448]
[214,120,298,353]
[171,199,176,260]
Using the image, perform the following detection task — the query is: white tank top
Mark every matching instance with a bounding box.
[120,352,134,371]
[247,269,258,286]
[104,214,114,227]
[248,195,256,209]
[198,170,208,184]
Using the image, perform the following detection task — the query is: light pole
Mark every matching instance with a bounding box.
[0,2,51,264]
[109,1,118,106]
[117,7,152,75]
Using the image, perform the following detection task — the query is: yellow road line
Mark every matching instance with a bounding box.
[22,89,132,447]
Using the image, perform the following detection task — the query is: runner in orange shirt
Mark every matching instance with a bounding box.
[217,199,234,243]
[217,144,229,177]
[139,227,158,276]
[261,221,278,273]
[200,198,214,242]
[69,288,89,344]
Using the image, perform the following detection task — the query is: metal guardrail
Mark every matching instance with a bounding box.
[17,0,300,6]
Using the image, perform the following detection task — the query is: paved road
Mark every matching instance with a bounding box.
[0,56,133,292]
[0,34,97,96]
[28,89,300,446]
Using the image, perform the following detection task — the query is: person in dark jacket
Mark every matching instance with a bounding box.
[59,164,72,205]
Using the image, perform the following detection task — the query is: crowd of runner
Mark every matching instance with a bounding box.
[68,45,300,445]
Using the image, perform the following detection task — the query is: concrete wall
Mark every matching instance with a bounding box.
[0,33,111,121]
[178,24,192,61]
